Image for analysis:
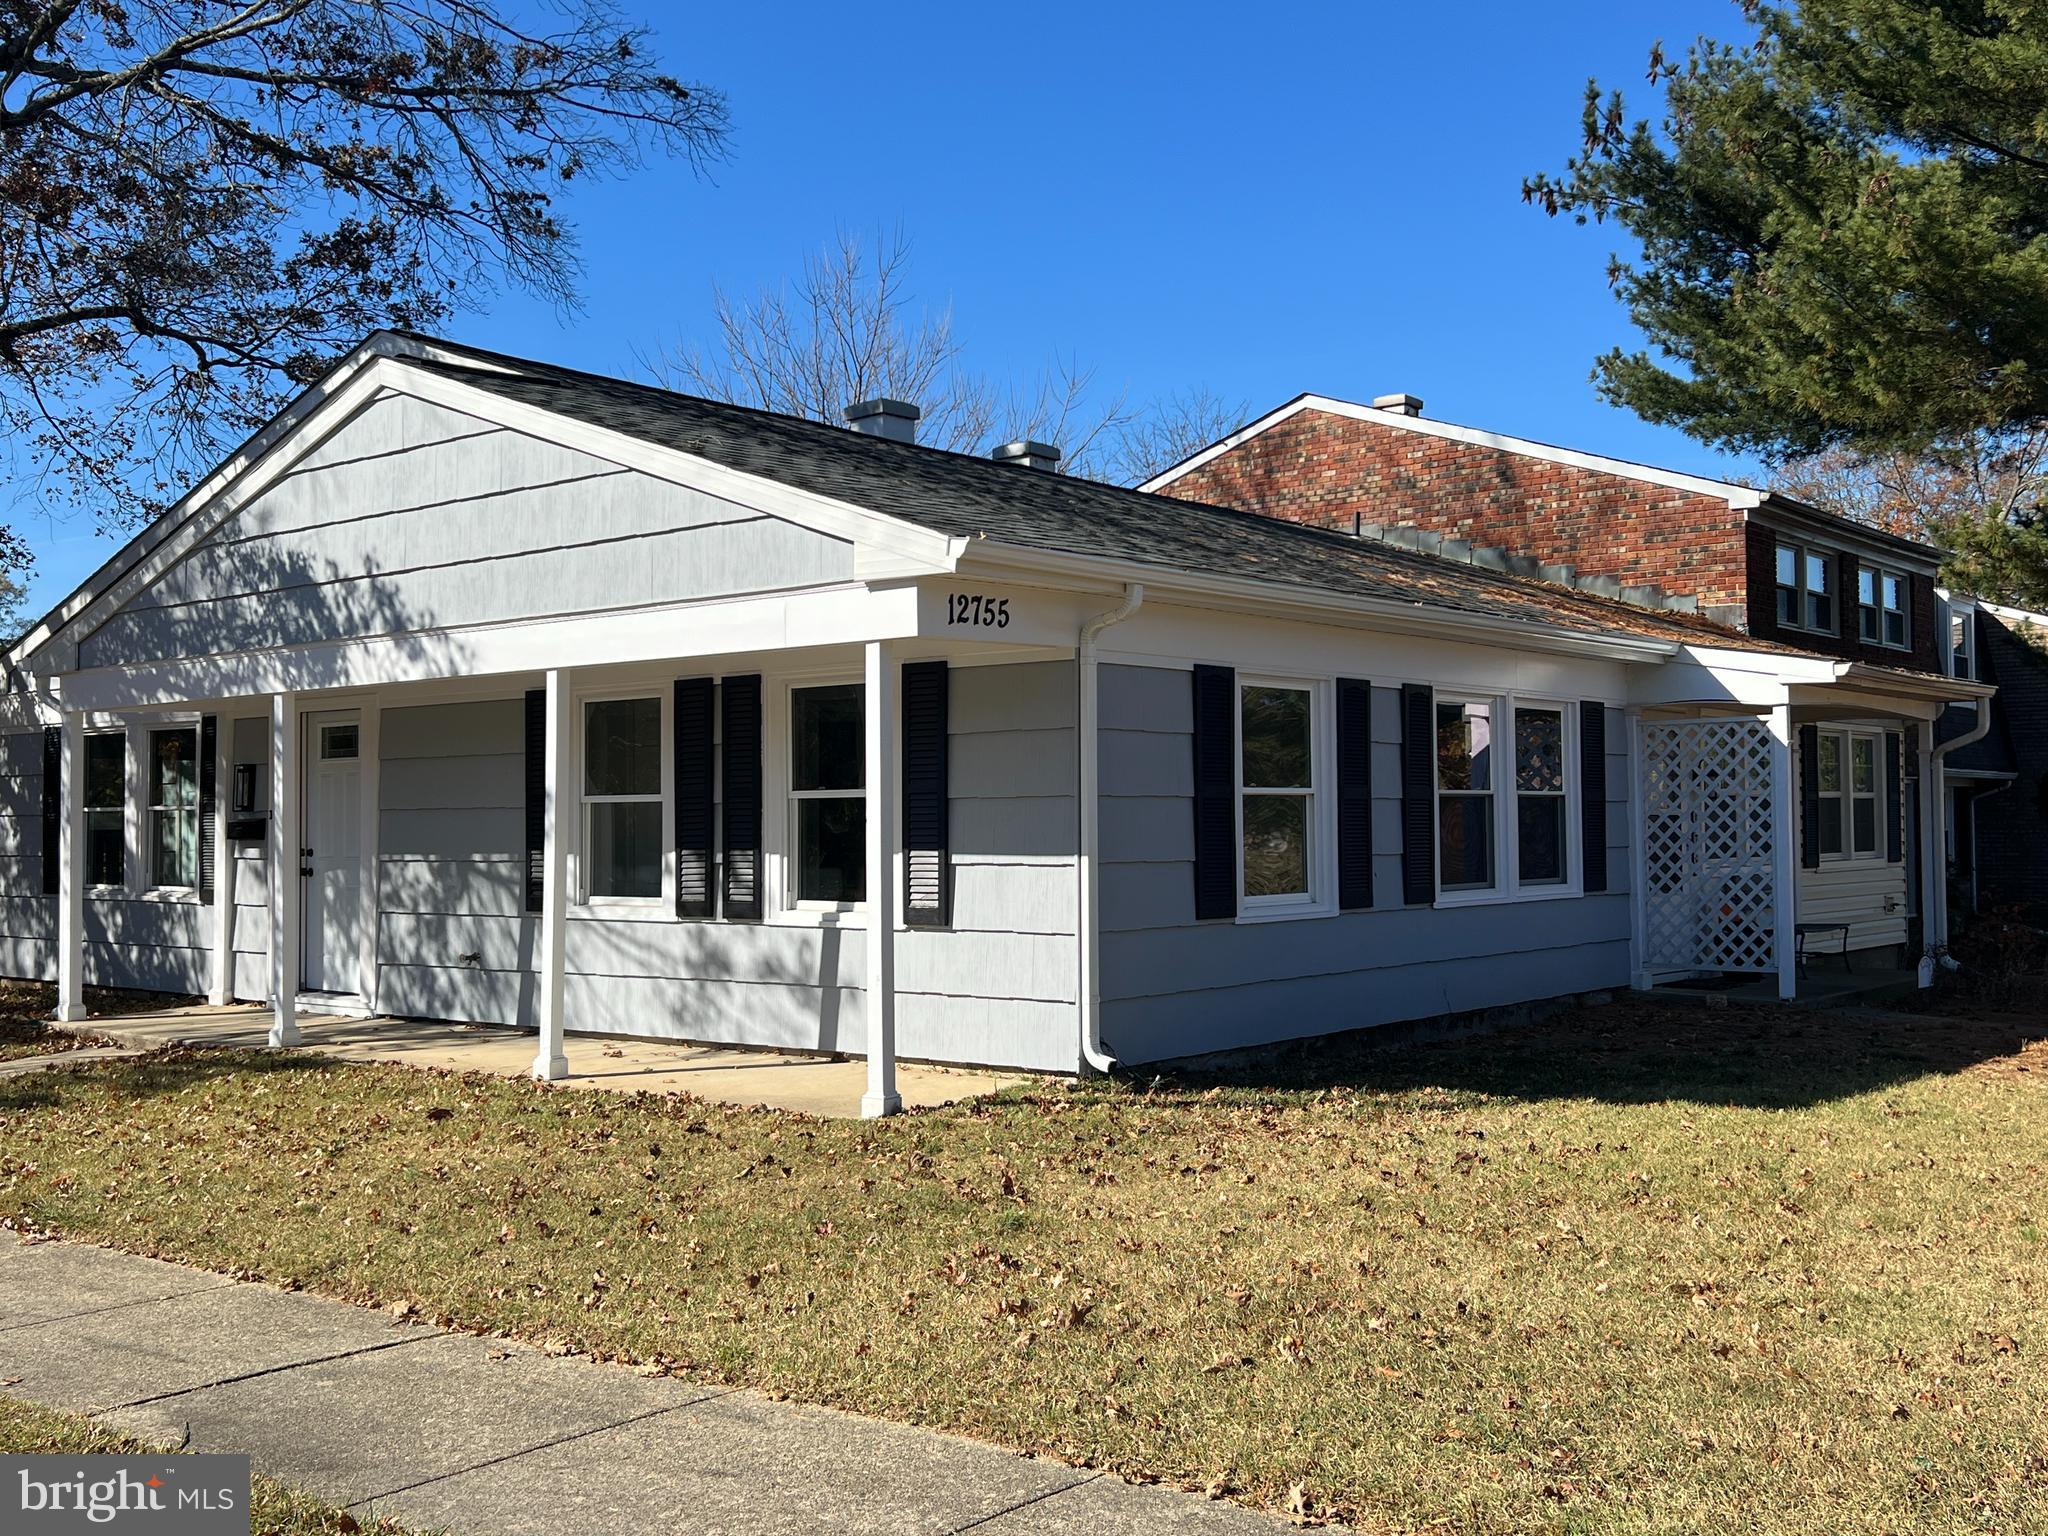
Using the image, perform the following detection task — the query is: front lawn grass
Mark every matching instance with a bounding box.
[0,1394,425,1534]
[0,980,182,1061]
[1,1000,2043,1533]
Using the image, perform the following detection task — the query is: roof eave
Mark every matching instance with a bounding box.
[958,540,1683,663]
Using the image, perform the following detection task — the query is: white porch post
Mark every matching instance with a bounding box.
[53,711,87,1023]
[1767,702,1798,1001]
[532,668,571,1081]
[208,717,235,1007]
[1917,728,1943,980]
[268,692,301,1046]
[861,639,901,1119]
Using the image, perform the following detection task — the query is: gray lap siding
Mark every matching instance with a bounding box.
[1096,663,1631,1066]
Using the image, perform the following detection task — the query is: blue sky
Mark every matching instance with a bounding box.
[18,0,1761,616]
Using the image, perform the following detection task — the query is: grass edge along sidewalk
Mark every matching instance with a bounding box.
[2,997,2045,1533]
[0,1394,429,1535]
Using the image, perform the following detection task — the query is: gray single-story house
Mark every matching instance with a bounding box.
[0,334,1993,1111]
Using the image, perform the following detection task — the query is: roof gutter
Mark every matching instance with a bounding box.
[1077,582,1144,1076]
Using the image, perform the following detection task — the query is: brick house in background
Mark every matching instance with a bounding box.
[1146,391,2017,956]
[1949,605,2048,922]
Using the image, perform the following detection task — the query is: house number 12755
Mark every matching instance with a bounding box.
[946,593,1010,628]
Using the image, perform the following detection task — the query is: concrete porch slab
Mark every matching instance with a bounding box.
[67,1004,1027,1118]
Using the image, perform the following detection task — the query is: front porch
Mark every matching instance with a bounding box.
[62,1001,1025,1116]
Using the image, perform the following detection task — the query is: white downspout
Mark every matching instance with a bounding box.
[1927,693,1994,962]
[1077,583,1144,1075]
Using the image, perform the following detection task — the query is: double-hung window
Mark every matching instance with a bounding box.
[1239,682,1315,906]
[790,683,865,905]
[582,697,663,900]
[1513,705,1568,886]
[1437,695,1578,898]
[1776,542,1833,632]
[1436,698,1495,891]
[148,728,199,888]
[1813,728,1882,860]
[1950,605,1976,679]
[1857,567,1909,648]
[84,734,125,887]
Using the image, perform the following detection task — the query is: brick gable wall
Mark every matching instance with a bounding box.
[1164,407,1752,612]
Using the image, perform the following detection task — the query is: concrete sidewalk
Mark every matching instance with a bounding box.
[0,1237,1296,1535]
[64,1002,1024,1118]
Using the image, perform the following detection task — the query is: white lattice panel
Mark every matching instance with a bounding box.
[1642,719,1779,973]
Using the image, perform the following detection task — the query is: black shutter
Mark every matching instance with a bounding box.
[1885,730,1904,863]
[1580,701,1608,894]
[523,689,545,913]
[1839,551,1860,643]
[674,678,716,918]
[720,674,763,920]
[902,660,950,927]
[1799,723,1821,870]
[198,715,218,900]
[1190,664,1236,920]
[39,726,60,896]
[1400,684,1436,905]
[1335,678,1373,910]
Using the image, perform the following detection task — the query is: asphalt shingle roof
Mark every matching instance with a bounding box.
[404,339,1820,659]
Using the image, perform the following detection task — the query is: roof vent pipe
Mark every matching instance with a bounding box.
[844,398,920,444]
[1373,393,1424,417]
[991,439,1062,472]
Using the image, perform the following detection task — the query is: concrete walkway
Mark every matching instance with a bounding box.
[61,1003,1023,1118]
[0,1237,1292,1535]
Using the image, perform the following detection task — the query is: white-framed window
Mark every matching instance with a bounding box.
[1857,567,1909,648]
[1513,703,1569,887]
[580,694,664,902]
[1813,727,1883,860]
[1435,697,1495,892]
[1949,604,1976,679]
[1775,541,1834,633]
[147,726,200,889]
[788,681,865,908]
[83,732,126,888]
[1436,692,1580,901]
[1238,680,1317,909]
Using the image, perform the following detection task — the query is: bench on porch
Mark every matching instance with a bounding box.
[1794,921,1853,977]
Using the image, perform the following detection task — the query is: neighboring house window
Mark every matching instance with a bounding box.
[790,682,864,905]
[1239,682,1315,905]
[1813,728,1883,860]
[84,733,125,886]
[1857,567,1909,648]
[582,696,663,900]
[1775,541,1833,632]
[1514,705,1568,886]
[1950,606,1976,679]
[148,727,199,888]
[1436,698,1495,891]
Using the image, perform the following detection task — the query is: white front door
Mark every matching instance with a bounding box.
[301,711,363,995]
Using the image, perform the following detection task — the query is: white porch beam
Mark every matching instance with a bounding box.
[268,691,301,1046]
[53,711,87,1023]
[532,668,571,1082]
[1767,703,1798,1001]
[208,718,235,1006]
[1917,729,1943,981]
[861,639,902,1119]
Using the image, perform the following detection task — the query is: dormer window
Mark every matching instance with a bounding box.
[1857,566,1910,649]
[1775,541,1833,632]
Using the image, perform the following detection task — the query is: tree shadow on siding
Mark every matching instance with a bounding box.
[1139,1000,2048,1111]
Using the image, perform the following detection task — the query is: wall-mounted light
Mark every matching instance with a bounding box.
[232,762,261,814]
